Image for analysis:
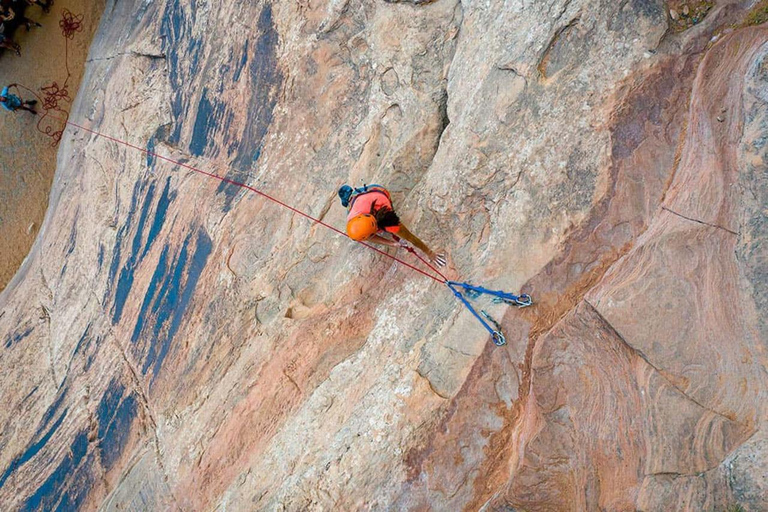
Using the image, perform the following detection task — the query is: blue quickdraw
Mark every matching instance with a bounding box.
[446,281,533,346]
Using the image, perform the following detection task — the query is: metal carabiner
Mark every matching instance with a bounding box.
[481,310,506,346]
[493,293,533,308]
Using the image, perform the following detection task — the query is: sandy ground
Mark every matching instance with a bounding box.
[0,0,104,291]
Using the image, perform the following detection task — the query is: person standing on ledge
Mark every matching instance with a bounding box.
[339,184,447,267]
[0,85,37,114]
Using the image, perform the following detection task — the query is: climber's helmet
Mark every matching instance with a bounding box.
[347,214,378,241]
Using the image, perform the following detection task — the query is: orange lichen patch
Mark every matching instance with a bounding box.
[667,1,714,32]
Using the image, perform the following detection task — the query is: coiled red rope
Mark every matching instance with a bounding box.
[59,9,83,40]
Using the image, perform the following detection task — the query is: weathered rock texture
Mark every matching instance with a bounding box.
[0,0,766,510]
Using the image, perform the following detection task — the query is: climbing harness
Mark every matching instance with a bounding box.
[445,281,532,346]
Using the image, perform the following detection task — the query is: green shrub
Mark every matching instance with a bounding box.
[744,0,768,26]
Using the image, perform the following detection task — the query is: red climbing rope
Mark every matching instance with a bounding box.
[59,9,84,40]
[40,82,71,112]
[405,246,448,282]
[66,120,447,284]
[392,235,449,282]
[59,9,83,79]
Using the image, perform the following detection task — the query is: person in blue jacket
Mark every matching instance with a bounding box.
[0,85,36,114]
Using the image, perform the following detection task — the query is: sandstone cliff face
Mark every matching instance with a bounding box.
[0,0,766,510]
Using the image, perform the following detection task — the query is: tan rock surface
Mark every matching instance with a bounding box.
[0,0,766,510]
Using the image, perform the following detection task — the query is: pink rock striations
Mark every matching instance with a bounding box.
[0,0,766,510]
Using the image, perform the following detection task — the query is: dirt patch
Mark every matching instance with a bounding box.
[0,0,104,291]
[667,1,714,32]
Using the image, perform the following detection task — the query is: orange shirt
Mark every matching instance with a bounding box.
[347,190,392,221]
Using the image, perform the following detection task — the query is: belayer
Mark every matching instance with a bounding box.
[339,184,447,267]
[0,84,36,114]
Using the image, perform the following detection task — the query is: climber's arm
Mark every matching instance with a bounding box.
[398,223,447,267]
[365,234,399,247]
[397,224,434,258]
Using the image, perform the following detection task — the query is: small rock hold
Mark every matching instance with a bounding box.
[682,5,690,15]
[26,223,35,235]
[717,116,725,122]
[380,67,399,96]
[669,9,679,20]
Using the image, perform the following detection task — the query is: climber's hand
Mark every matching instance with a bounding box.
[432,252,447,268]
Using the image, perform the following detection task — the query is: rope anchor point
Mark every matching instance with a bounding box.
[447,281,533,347]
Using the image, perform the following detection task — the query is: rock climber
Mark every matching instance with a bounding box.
[0,85,37,114]
[339,184,447,267]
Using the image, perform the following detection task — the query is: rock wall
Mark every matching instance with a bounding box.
[0,0,766,510]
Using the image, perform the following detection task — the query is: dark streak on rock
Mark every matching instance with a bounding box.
[130,227,212,383]
[65,217,78,257]
[218,3,282,212]
[190,88,222,157]
[111,178,175,325]
[4,325,33,349]
[96,379,138,471]
[112,181,157,324]
[20,431,92,511]
[0,388,69,491]
[162,0,204,146]
[233,38,249,83]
